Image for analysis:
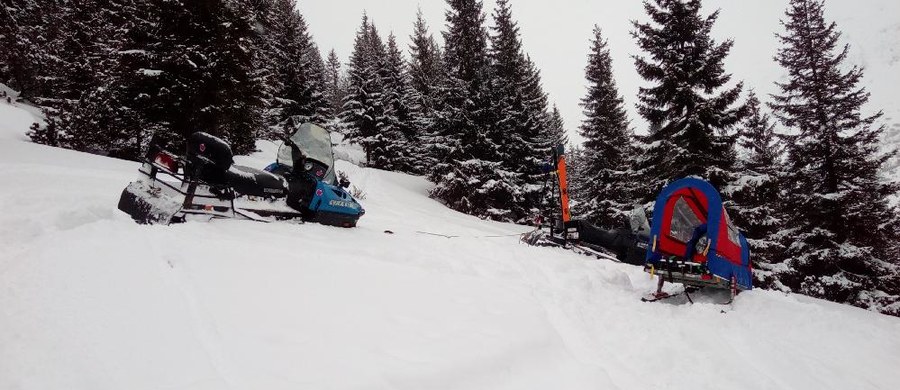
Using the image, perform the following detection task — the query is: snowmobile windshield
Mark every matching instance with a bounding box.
[278,123,337,184]
[629,206,650,234]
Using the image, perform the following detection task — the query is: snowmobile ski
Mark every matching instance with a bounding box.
[641,291,683,303]
[553,145,572,224]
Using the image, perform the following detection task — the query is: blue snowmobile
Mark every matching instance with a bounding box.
[117,122,364,227]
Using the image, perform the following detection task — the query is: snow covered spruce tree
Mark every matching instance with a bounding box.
[341,15,391,167]
[631,0,746,200]
[323,49,347,120]
[260,0,328,139]
[546,105,568,150]
[195,0,271,153]
[486,0,553,221]
[338,18,428,173]
[408,8,444,120]
[771,0,900,314]
[184,0,267,154]
[27,0,268,157]
[574,26,634,229]
[563,142,585,211]
[0,0,30,90]
[193,0,265,154]
[0,0,65,106]
[520,56,554,151]
[727,92,786,288]
[408,8,445,169]
[23,0,128,150]
[429,0,513,219]
[52,21,142,159]
[308,45,330,116]
[378,33,426,174]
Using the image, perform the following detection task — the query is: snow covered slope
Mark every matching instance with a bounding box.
[2,100,900,390]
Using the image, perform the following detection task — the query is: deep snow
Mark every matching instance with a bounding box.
[2,100,900,390]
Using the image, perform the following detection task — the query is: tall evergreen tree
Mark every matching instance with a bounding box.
[263,0,328,138]
[23,0,268,156]
[407,7,444,171]
[50,0,144,157]
[631,0,746,200]
[727,92,786,287]
[0,0,30,90]
[307,43,331,122]
[245,0,277,137]
[323,48,347,119]
[575,26,633,229]
[546,105,568,149]
[206,0,266,152]
[486,0,551,221]
[771,0,900,314]
[0,0,68,105]
[519,56,553,148]
[11,0,330,158]
[341,14,389,165]
[430,0,510,219]
[376,33,424,173]
[565,142,588,221]
[23,0,129,149]
[382,35,414,143]
[408,7,444,118]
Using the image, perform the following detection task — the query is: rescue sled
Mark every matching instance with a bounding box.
[644,177,752,298]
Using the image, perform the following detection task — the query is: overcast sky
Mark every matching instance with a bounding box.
[300,0,900,144]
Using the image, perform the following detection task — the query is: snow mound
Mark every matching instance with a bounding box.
[2,101,900,389]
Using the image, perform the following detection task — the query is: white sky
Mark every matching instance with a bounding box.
[300,0,900,144]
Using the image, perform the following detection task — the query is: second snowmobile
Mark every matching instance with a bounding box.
[117,122,364,227]
[521,145,650,265]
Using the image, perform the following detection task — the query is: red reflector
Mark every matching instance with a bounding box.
[204,205,214,211]
[701,274,712,280]
[155,153,177,172]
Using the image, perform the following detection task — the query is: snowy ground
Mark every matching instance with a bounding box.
[2,99,900,390]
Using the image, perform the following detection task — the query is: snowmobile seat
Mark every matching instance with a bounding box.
[186,132,234,184]
[225,165,288,198]
[566,219,648,265]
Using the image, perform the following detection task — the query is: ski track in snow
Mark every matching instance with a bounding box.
[2,100,900,389]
